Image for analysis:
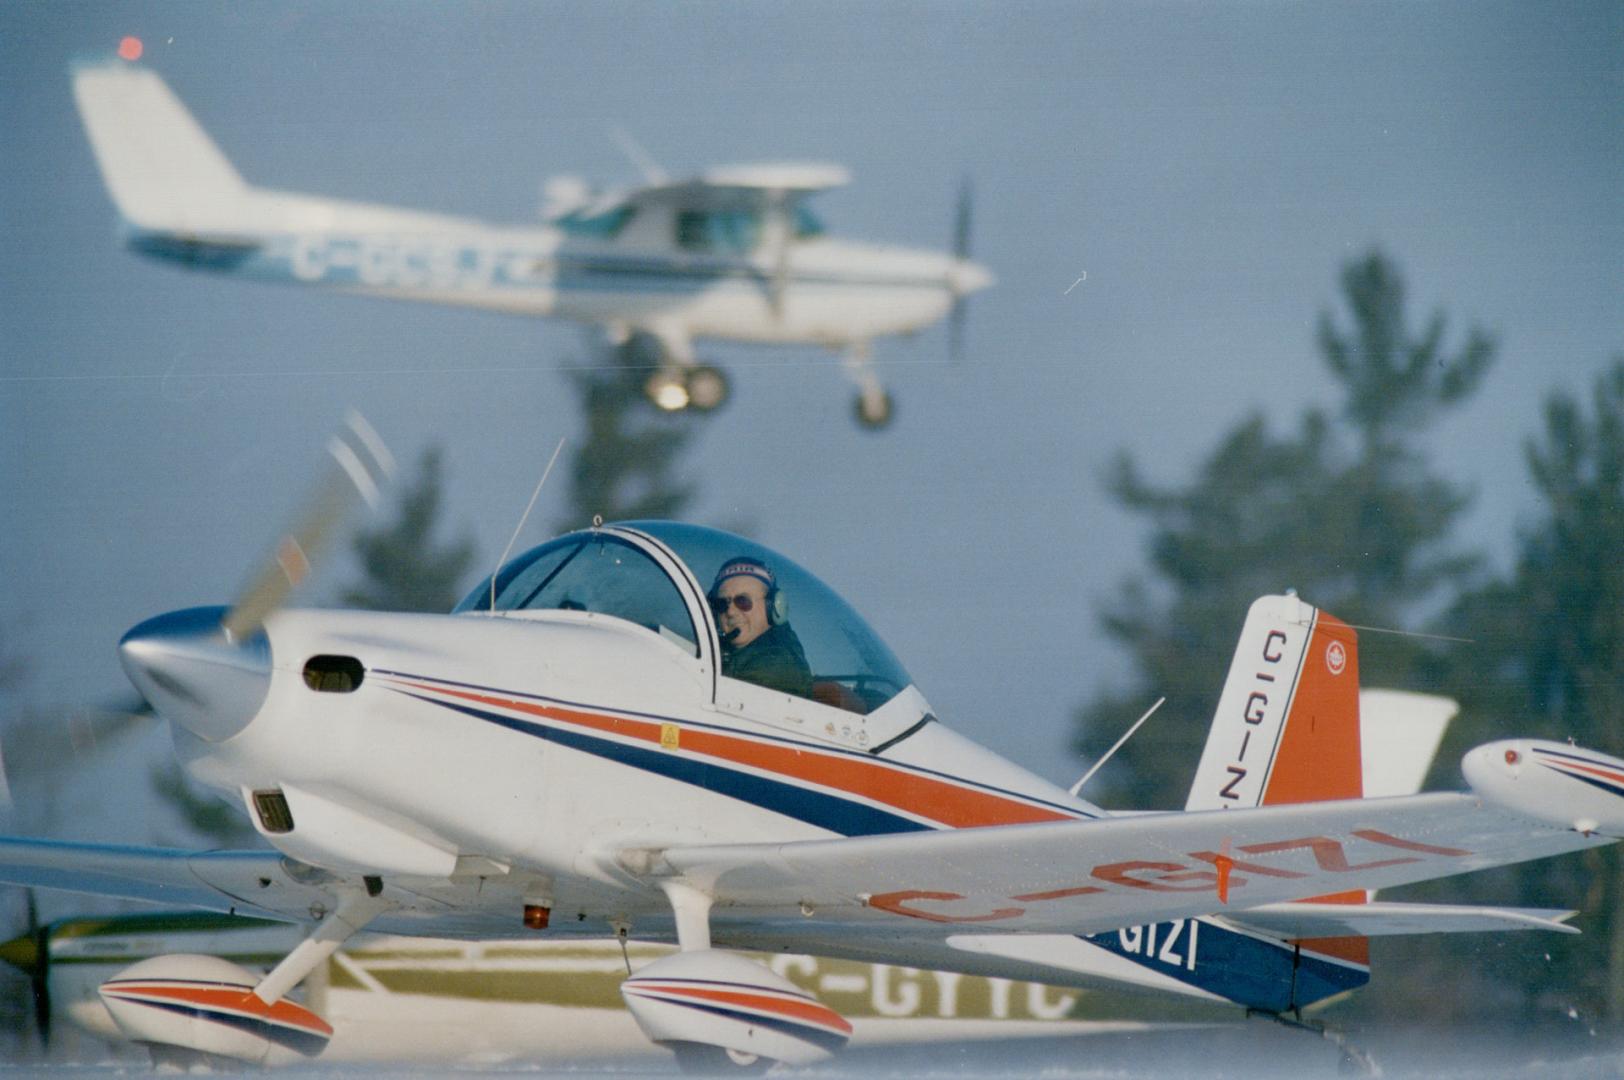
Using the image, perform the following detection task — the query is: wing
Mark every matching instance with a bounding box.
[624,163,850,213]
[663,791,1610,941]
[0,836,329,921]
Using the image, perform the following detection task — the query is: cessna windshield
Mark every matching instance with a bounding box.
[454,522,911,715]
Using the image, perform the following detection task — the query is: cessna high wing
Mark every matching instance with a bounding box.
[70,55,992,429]
[3,416,1622,1072]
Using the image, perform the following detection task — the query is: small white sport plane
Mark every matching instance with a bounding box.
[3,415,1620,1071]
[70,54,993,428]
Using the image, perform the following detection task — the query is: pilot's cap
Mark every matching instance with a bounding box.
[712,556,775,594]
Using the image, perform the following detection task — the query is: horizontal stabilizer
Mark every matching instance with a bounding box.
[1222,901,1578,939]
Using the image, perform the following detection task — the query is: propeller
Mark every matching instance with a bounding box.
[221,411,395,643]
[0,699,152,824]
[0,891,50,1051]
[121,412,394,743]
[946,176,992,366]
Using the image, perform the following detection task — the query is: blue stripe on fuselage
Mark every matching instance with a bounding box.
[412,693,933,838]
[126,229,949,295]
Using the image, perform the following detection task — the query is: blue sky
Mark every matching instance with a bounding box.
[2,2,1620,799]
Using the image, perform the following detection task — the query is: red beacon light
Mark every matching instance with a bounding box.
[118,36,143,62]
[1504,748,1521,766]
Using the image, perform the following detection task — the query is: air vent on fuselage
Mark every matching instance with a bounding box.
[302,654,365,693]
[252,789,294,834]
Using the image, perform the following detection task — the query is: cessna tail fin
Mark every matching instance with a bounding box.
[71,59,249,232]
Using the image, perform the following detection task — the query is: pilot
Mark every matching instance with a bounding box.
[710,557,813,698]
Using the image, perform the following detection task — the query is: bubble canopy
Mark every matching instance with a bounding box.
[453,522,913,715]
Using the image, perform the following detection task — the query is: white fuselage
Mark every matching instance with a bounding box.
[130,188,972,350]
[172,602,1092,938]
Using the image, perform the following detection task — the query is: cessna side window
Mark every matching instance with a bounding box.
[794,204,825,239]
[454,535,697,655]
[556,205,636,239]
[675,210,761,254]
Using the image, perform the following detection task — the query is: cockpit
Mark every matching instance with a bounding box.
[673,206,826,254]
[453,521,910,716]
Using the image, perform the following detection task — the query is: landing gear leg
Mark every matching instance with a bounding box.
[252,888,392,1006]
[842,342,893,429]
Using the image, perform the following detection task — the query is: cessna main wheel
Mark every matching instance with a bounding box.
[686,364,730,412]
[643,366,730,414]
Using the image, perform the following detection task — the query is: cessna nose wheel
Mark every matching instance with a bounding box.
[855,387,894,429]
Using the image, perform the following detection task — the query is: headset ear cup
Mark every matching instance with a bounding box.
[769,588,789,626]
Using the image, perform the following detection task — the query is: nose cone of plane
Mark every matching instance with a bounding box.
[118,606,271,742]
[949,258,994,297]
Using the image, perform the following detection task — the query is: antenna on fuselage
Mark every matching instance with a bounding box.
[1069,696,1165,797]
[608,125,667,186]
[489,437,568,613]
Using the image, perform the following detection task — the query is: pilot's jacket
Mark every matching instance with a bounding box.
[722,622,814,698]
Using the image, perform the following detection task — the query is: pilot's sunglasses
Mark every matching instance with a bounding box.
[710,594,755,614]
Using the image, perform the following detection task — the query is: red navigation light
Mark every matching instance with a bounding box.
[118,36,143,62]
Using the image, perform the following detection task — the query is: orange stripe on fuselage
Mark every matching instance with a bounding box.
[394,679,1071,830]
[1545,758,1624,786]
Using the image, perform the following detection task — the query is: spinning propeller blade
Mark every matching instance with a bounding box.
[220,412,395,643]
[0,891,49,1048]
[948,176,979,366]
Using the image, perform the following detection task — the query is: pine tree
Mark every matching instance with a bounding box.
[554,343,699,533]
[343,445,478,613]
[1439,358,1624,1023]
[1072,252,1492,809]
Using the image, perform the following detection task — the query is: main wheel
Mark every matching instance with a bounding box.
[854,387,894,429]
[670,1041,771,1075]
[645,369,690,412]
[685,365,730,412]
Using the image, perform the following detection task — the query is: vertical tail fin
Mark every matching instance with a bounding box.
[1185,595,1369,987]
[70,59,248,231]
[1186,594,1362,812]
[1080,607,1461,1015]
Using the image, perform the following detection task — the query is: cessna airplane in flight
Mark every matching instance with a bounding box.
[70,53,992,428]
[1,415,1620,1071]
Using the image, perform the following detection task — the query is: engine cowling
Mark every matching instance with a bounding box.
[621,949,851,1067]
[98,953,332,1065]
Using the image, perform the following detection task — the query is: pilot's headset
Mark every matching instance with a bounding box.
[710,557,789,626]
